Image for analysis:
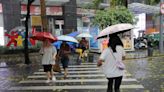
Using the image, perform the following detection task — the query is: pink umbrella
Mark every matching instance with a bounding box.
[97,23,134,39]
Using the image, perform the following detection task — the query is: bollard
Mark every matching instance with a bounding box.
[148,47,153,56]
[88,53,94,62]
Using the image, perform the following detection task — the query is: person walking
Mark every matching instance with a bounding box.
[97,34,126,92]
[79,37,89,53]
[39,39,57,83]
[58,41,71,78]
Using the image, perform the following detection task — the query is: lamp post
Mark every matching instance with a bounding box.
[160,0,164,54]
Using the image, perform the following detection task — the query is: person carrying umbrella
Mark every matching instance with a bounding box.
[58,41,71,78]
[39,39,57,83]
[97,34,126,92]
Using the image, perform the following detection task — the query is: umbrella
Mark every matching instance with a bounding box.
[53,41,75,50]
[11,26,25,32]
[97,23,134,39]
[77,33,92,38]
[30,31,57,42]
[57,35,79,43]
[67,31,79,37]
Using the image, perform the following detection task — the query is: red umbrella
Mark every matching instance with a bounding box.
[30,31,57,42]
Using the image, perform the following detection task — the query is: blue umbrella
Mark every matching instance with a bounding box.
[67,31,79,37]
[53,31,79,51]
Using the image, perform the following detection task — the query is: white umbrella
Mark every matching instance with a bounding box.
[97,23,134,39]
[77,33,92,38]
[11,26,25,32]
[57,35,79,43]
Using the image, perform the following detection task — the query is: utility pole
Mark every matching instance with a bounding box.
[160,0,164,54]
[40,0,48,32]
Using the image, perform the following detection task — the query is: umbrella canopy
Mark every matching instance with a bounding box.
[30,31,57,42]
[11,26,25,32]
[77,33,92,38]
[53,41,75,50]
[57,35,79,43]
[67,31,79,37]
[97,23,134,39]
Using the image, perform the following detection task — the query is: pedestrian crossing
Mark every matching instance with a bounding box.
[8,62,145,92]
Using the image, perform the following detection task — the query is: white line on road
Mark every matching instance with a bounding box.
[19,78,137,84]
[9,85,144,91]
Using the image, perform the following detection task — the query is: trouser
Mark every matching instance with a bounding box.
[107,76,123,92]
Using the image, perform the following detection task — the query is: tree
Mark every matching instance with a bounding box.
[110,0,128,8]
[40,0,48,32]
[24,0,35,64]
[92,6,134,29]
[145,0,160,5]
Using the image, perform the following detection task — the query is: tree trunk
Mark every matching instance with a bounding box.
[40,0,48,32]
[24,0,35,64]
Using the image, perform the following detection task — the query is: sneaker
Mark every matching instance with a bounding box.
[46,79,51,83]
[52,76,56,81]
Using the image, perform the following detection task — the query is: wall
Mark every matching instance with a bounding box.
[1,0,21,32]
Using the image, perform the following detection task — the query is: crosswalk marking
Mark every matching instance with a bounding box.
[8,62,145,91]
[19,78,137,84]
[39,68,99,71]
[9,85,144,91]
[27,73,131,79]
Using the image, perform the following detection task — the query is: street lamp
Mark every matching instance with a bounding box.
[160,0,164,54]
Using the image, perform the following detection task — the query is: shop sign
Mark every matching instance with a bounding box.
[21,5,62,15]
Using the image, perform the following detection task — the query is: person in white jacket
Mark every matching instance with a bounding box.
[97,34,126,92]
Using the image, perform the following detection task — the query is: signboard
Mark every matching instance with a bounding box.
[0,27,4,46]
[161,3,164,14]
[21,5,62,15]
[31,16,42,26]
[0,3,2,13]
[118,30,134,51]
[89,26,99,49]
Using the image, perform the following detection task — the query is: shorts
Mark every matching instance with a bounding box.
[61,57,69,69]
[43,64,52,72]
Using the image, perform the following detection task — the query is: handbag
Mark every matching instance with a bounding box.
[110,49,125,70]
[53,64,61,73]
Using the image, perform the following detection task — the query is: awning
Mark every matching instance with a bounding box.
[128,3,160,14]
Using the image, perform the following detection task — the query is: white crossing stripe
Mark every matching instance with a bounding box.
[27,73,131,79]
[19,78,137,84]
[64,65,97,67]
[34,71,102,74]
[39,68,99,71]
[9,85,144,90]
[28,74,106,79]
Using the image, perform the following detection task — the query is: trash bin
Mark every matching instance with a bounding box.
[88,53,94,62]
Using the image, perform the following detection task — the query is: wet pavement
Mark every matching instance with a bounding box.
[0,50,163,92]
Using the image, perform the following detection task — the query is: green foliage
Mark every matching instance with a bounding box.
[92,6,134,29]
[145,0,160,5]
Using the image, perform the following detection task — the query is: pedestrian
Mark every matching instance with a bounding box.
[79,37,89,53]
[97,34,126,92]
[58,41,71,78]
[39,39,57,83]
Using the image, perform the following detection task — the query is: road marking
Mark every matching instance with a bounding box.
[39,68,99,71]
[19,78,137,84]
[9,85,144,91]
[28,73,131,79]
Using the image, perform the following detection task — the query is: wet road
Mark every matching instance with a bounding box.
[125,56,164,92]
[0,52,163,92]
